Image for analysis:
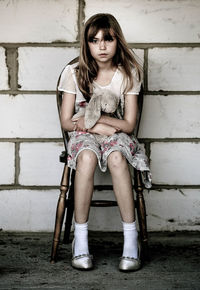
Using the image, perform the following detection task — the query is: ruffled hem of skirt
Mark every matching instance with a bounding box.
[67,146,152,189]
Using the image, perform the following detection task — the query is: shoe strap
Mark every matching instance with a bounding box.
[120,256,140,262]
[72,254,93,260]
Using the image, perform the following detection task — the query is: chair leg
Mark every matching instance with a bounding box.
[63,194,74,244]
[135,170,149,261]
[50,164,70,263]
[63,169,75,244]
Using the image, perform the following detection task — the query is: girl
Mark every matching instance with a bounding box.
[58,13,151,271]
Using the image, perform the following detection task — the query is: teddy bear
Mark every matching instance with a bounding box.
[72,88,119,129]
[71,89,119,142]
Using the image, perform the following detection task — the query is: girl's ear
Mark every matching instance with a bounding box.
[85,95,101,129]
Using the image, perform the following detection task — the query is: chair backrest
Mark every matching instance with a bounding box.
[56,57,79,150]
[134,85,143,137]
[56,58,143,150]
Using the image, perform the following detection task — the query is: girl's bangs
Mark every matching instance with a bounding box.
[87,26,115,42]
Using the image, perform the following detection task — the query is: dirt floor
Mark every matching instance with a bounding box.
[0,231,200,290]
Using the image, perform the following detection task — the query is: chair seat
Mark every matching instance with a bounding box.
[60,151,68,163]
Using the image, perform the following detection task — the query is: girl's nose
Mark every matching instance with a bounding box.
[99,40,106,49]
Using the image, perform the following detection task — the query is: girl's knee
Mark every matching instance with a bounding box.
[108,151,126,169]
[77,149,97,166]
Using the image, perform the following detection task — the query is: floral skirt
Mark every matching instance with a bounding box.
[67,131,152,188]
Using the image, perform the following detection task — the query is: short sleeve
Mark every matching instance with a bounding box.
[58,65,76,94]
[126,67,142,95]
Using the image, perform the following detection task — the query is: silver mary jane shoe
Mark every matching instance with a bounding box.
[119,241,141,272]
[71,239,93,270]
[119,256,141,272]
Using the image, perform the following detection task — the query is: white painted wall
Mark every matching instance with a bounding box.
[148,48,200,91]
[0,95,62,138]
[18,47,79,90]
[139,95,200,139]
[0,47,9,90]
[0,0,200,232]
[0,143,15,184]
[0,0,78,43]
[85,0,200,43]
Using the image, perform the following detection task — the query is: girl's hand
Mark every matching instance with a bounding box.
[72,116,87,132]
[88,123,119,136]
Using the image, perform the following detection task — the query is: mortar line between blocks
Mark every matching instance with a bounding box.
[0,138,200,143]
[144,49,148,91]
[14,142,20,185]
[1,43,200,48]
[77,0,85,42]
[1,90,200,95]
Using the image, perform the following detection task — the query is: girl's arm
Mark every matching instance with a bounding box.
[88,123,118,135]
[60,92,78,131]
[98,94,138,134]
[60,92,114,134]
[70,94,138,135]
[61,92,138,135]
[72,115,119,135]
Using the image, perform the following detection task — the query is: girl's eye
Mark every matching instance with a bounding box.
[88,38,98,44]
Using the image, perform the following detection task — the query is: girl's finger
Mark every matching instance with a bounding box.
[71,117,79,121]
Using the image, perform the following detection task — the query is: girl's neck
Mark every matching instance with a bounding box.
[94,61,118,86]
[96,60,116,72]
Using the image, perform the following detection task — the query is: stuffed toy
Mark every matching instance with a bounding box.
[72,89,119,130]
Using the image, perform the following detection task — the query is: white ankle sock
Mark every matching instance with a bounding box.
[122,221,138,259]
[74,222,89,257]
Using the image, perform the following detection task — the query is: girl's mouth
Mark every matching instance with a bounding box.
[99,53,108,57]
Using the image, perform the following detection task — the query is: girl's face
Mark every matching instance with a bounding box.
[88,29,117,65]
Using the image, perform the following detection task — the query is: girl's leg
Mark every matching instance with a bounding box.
[73,149,97,257]
[74,149,97,223]
[107,151,135,223]
[108,151,138,259]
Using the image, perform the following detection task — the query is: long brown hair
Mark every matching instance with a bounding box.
[76,13,142,101]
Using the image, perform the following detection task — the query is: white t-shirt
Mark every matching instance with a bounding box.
[58,62,142,115]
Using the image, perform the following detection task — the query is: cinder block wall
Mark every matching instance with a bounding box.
[0,0,200,232]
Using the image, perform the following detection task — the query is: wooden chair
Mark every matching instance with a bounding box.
[50,58,148,263]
